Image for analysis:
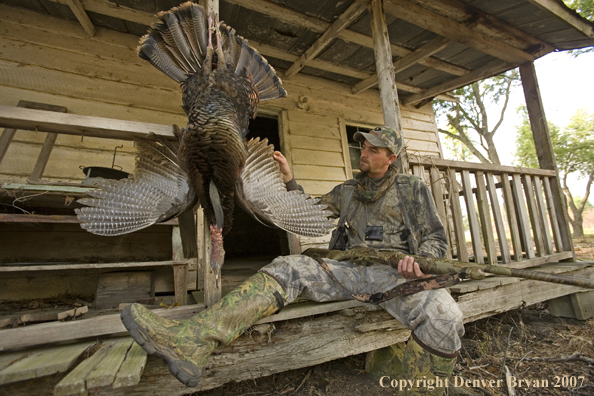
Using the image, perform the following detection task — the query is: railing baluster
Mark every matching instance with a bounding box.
[522,175,544,257]
[475,171,497,265]
[543,176,563,252]
[486,172,511,263]
[501,173,523,261]
[429,167,451,259]
[447,169,468,262]
[533,176,553,255]
[512,174,536,259]
[461,170,484,263]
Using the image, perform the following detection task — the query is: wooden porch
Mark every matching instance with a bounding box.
[0,106,591,395]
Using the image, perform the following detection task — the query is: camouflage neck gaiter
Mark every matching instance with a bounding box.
[355,165,399,203]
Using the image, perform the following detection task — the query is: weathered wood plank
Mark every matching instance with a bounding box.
[543,176,563,252]
[519,62,574,256]
[369,0,406,173]
[0,305,205,352]
[0,105,175,142]
[86,338,133,389]
[293,164,346,181]
[526,0,594,39]
[475,171,497,265]
[113,343,147,389]
[0,351,29,372]
[447,169,468,262]
[522,175,544,257]
[429,167,451,259]
[485,173,511,264]
[284,0,369,78]
[461,170,484,263]
[0,342,93,385]
[0,260,190,272]
[65,0,95,36]
[384,0,533,64]
[511,174,535,259]
[533,176,554,255]
[53,340,114,396]
[352,36,451,94]
[95,272,153,310]
[338,118,353,179]
[501,173,523,262]
[29,133,59,181]
[408,156,557,177]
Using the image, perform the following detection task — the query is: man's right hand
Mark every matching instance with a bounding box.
[273,151,293,183]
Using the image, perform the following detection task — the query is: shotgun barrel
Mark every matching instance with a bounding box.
[302,247,594,289]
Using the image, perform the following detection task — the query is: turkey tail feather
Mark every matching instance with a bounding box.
[236,138,333,237]
[76,138,196,236]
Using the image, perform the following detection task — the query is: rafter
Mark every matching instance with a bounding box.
[65,0,95,36]
[413,0,556,56]
[401,59,511,106]
[384,0,534,64]
[284,0,369,79]
[250,42,455,101]
[221,0,469,76]
[526,0,594,39]
[352,36,451,94]
[53,0,158,26]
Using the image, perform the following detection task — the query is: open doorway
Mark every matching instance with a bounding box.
[223,115,290,260]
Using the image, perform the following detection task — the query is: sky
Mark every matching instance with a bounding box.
[439,50,594,202]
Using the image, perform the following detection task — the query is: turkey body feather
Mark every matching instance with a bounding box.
[76,2,333,274]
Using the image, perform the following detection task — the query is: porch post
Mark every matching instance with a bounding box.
[368,0,409,173]
[198,0,223,306]
[519,61,575,257]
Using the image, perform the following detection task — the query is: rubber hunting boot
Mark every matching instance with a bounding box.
[121,272,285,387]
[401,335,457,395]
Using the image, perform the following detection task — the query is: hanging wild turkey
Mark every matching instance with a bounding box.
[75,2,333,282]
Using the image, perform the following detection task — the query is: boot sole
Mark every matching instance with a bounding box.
[121,305,203,387]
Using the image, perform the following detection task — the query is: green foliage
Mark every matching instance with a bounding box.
[514,106,561,169]
[514,108,594,178]
[563,0,594,56]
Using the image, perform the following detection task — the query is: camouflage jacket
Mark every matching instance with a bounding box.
[317,174,448,259]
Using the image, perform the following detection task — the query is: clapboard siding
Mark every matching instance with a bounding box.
[0,3,443,189]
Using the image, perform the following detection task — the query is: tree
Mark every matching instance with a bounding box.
[563,0,594,56]
[434,69,519,165]
[515,107,594,237]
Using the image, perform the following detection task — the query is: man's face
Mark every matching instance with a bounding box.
[359,140,396,178]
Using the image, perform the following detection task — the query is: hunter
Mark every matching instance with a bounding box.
[121,125,464,395]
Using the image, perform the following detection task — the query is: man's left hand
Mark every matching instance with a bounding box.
[398,256,431,279]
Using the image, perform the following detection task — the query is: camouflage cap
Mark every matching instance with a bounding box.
[354,126,403,156]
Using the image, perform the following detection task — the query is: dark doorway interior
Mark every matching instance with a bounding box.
[224,115,290,259]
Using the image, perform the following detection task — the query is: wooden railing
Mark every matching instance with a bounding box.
[409,156,575,268]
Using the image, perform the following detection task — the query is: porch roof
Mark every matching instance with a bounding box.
[4,0,594,105]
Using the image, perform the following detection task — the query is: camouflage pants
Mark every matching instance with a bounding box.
[260,255,464,355]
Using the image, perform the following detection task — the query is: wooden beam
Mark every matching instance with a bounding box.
[526,0,594,40]
[408,155,557,177]
[413,0,556,56]
[65,0,95,36]
[369,0,409,173]
[224,0,469,76]
[52,0,157,26]
[519,61,574,257]
[384,0,534,65]
[0,105,175,141]
[352,36,451,94]
[369,0,401,131]
[402,59,511,105]
[284,0,369,79]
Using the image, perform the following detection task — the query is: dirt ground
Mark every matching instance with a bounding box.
[191,237,594,396]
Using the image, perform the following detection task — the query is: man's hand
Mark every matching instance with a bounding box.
[273,151,293,183]
[398,256,431,279]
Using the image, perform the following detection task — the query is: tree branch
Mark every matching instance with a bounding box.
[438,128,491,164]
